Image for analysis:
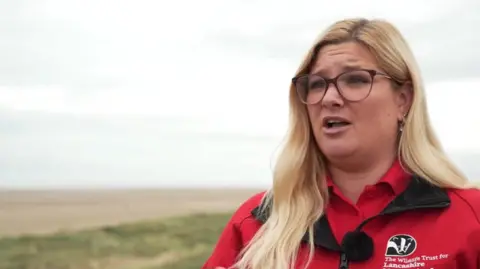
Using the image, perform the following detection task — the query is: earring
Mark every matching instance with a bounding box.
[399,114,407,132]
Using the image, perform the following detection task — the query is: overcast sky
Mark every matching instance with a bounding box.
[0,0,479,188]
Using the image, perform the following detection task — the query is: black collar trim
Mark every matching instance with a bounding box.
[251,175,451,252]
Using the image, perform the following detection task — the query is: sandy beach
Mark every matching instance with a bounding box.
[0,188,262,237]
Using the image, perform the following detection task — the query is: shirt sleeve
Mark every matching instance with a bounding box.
[201,216,244,269]
[451,191,480,269]
[455,226,480,268]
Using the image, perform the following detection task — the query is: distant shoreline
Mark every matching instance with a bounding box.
[0,187,265,192]
[0,188,261,237]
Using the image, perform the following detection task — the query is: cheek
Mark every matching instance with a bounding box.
[355,101,398,135]
[307,105,322,128]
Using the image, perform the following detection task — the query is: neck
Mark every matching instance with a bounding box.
[327,152,397,203]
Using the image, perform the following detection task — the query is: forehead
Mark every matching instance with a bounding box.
[310,41,378,75]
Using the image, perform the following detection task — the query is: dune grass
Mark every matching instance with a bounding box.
[0,212,232,269]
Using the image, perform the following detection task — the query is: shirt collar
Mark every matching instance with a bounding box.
[326,159,411,196]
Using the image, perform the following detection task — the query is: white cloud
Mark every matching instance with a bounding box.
[2,78,480,150]
[0,0,479,187]
[426,79,480,152]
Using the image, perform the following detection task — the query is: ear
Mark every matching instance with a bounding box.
[396,82,413,120]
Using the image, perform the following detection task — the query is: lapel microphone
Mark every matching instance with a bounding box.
[341,230,374,262]
[338,210,379,268]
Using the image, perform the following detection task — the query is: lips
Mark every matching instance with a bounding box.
[322,116,351,129]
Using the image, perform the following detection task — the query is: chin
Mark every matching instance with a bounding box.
[320,144,357,160]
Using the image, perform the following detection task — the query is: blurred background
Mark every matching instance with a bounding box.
[0,0,479,268]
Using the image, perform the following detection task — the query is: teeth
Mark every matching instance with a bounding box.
[326,119,349,128]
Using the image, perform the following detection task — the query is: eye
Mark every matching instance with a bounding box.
[342,73,371,84]
[308,77,326,90]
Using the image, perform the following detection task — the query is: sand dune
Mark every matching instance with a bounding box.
[0,188,263,237]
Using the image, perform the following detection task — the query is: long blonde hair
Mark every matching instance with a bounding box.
[233,18,469,269]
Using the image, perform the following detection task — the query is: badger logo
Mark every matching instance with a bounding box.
[385,234,417,256]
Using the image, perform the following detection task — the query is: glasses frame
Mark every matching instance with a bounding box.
[292,69,393,104]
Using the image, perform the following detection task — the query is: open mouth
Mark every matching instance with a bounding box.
[323,118,351,129]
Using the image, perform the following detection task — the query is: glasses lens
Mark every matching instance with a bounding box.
[337,70,373,101]
[295,75,326,104]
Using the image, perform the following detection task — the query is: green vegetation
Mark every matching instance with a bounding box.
[0,212,232,269]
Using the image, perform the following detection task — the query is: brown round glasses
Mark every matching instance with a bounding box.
[292,69,392,104]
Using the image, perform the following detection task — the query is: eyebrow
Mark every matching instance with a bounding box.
[311,64,366,76]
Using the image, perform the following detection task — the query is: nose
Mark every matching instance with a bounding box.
[321,82,344,107]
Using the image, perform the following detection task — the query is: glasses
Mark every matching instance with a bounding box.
[292,69,392,104]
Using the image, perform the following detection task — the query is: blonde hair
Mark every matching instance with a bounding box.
[232,18,469,269]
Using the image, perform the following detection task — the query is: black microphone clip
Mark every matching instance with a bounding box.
[340,230,374,262]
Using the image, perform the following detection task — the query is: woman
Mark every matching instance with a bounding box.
[202,18,480,269]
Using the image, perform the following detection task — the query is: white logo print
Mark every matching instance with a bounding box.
[385,234,417,256]
[383,234,450,269]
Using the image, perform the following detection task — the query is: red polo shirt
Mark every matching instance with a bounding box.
[326,160,411,246]
[202,161,480,269]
